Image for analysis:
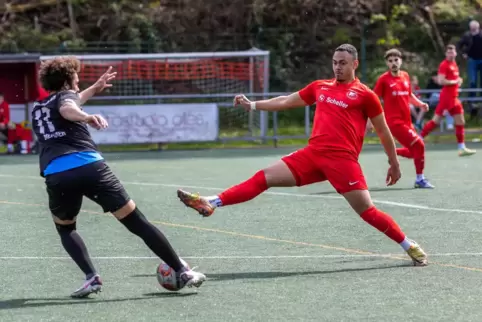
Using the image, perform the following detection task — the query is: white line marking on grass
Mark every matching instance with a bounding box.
[1,174,482,215]
[122,181,482,215]
[1,253,482,260]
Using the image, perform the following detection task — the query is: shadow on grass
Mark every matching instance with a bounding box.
[132,262,411,281]
[0,292,196,310]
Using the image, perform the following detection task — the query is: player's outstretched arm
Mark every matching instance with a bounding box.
[79,66,117,105]
[233,92,306,112]
[410,94,429,111]
[370,113,401,185]
[59,102,108,130]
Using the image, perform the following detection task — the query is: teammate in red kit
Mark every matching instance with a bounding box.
[420,44,476,156]
[177,44,428,266]
[372,49,434,189]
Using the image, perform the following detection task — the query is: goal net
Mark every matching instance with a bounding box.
[40,50,270,140]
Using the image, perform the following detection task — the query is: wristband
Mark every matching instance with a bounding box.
[250,102,256,110]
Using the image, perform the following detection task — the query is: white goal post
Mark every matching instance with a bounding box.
[40,49,270,98]
[40,48,270,140]
[39,49,271,142]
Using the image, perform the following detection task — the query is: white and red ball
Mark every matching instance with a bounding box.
[156,258,189,291]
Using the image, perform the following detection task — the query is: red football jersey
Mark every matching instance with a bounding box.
[0,101,10,124]
[298,78,383,159]
[373,71,412,126]
[438,59,459,98]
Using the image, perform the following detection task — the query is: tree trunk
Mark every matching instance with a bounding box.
[66,0,77,38]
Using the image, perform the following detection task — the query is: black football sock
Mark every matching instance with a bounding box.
[55,222,97,278]
[119,208,185,272]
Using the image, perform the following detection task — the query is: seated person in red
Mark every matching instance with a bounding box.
[0,92,33,154]
[7,121,32,154]
[0,92,12,152]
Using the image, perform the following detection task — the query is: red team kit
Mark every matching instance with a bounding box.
[282,79,381,193]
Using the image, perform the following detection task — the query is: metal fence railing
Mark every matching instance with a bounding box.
[85,88,482,146]
[8,89,482,148]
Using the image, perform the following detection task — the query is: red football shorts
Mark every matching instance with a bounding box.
[434,97,463,116]
[389,123,421,148]
[281,146,367,194]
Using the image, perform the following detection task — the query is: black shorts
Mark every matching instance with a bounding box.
[45,160,131,220]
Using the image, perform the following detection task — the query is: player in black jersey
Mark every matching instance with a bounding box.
[32,56,206,298]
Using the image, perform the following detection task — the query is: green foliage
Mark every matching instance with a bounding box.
[432,0,475,21]
[0,26,78,52]
[0,0,479,98]
[331,27,352,44]
[371,4,412,49]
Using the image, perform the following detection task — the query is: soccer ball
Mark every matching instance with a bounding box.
[156,258,189,291]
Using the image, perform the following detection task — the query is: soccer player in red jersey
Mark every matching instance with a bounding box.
[177,44,428,266]
[420,44,476,157]
[372,49,433,189]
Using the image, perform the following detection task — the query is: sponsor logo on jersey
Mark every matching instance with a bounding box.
[325,97,348,109]
[392,91,410,96]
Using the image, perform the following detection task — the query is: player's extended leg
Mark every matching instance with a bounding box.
[343,190,427,266]
[54,216,102,298]
[452,101,476,156]
[46,180,102,298]
[112,200,206,288]
[420,112,442,139]
[177,147,323,217]
[177,160,295,216]
[86,161,206,288]
[323,157,428,265]
[410,139,434,188]
[391,125,433,188]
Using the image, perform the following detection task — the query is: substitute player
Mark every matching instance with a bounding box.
[33,57,206,298]
[373,49,434,189]
[177,44,428,266]
[420,44,476,156]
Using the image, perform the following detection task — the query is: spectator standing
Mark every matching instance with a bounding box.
[457,20,482,117]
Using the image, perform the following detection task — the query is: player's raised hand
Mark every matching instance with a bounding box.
[386,163,401,186]
[233,94,252,111]
[86,114,108,130]
[94,66,117,93]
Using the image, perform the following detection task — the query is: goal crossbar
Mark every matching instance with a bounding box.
[39,50,270,61]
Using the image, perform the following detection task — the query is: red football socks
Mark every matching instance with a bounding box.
[360,206,406,243]
[396,148,412,158]
[218,170,268,206]
[420,120,437,138]
[396,140,425,175]
[411,140,425,175]
[455,125,465,144]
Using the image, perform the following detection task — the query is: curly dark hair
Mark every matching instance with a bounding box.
[39,56,81,92]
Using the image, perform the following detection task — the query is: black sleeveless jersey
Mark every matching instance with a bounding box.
[32,90,98,177]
